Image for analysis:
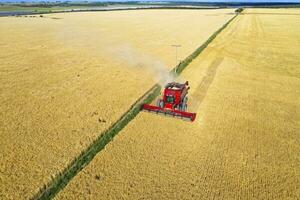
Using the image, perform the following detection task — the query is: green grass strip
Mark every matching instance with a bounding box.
[172,14,237,76]
[32,13,238,200]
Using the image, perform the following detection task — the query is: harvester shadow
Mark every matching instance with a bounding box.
[190,57,224,112]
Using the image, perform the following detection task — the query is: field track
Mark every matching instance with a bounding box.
[190,56,224,111]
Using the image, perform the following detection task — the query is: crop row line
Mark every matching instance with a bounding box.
[32,12,238,200]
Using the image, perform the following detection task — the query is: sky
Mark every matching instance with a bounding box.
[1,0,299,3]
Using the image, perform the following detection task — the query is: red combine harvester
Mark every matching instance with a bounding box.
[142,81,196,122]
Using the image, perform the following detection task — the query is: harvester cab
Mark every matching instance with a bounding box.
[142,81,196,122]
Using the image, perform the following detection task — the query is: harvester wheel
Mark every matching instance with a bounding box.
[156,99,160,107]
[180,96,188,111]
[178,104,182,110]
[183,104,187,111]
[157,99,164,108]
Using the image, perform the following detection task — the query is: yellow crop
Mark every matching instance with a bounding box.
[55,8,300,200]
[0,9,234,199]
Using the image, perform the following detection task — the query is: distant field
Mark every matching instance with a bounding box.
[0,9,234,199]
[55,8,300,199]
[0,5,91,12]
[0,4,149,13]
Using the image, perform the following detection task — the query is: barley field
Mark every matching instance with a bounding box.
[55,8,300,200]
[0,9,234,199]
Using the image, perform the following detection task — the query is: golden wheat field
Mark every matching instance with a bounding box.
[0,9,235,199]
[55,8,300,200]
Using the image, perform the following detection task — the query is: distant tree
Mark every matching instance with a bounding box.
[235,8,244,14]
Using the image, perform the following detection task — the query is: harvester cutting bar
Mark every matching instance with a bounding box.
[142,104,196,122]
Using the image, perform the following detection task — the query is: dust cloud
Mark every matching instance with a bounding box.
[108,44,177,86]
